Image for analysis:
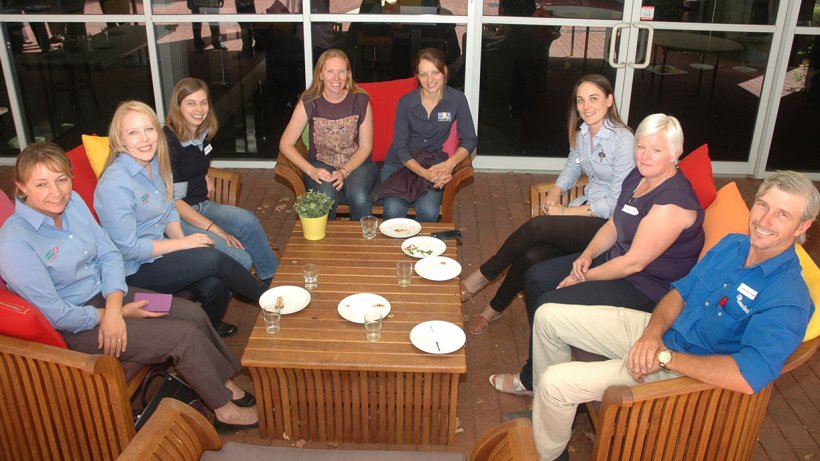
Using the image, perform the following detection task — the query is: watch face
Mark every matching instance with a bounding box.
[659,350,672,366]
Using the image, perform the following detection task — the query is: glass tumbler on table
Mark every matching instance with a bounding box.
[364,312,383,342]
[360,215,379,239]
[396,261,413,287]
[302,263,318,290]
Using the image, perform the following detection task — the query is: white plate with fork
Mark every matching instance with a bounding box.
[409,320,465,354]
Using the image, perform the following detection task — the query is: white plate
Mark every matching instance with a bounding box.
[379,218,421,238]
[402,236,446,259]
[410,320,466,354]
[414,256,462,281]
[259,286,311,315]
[337,293,392,324]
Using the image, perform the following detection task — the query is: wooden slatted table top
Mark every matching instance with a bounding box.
[242,221,467,374]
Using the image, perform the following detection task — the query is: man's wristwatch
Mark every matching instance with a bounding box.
[658,350,672,369]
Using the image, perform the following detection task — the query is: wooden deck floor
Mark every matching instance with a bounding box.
[0,166,817,459]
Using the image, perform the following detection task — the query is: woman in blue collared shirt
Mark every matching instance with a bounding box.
[0,142,258,431]
[460,74,635,335]
[94,101,266,338]
[377,47,478,222]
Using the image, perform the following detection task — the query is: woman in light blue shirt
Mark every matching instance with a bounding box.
[460,74,635,336]
[0,142,258,431]
[94,101,266,338]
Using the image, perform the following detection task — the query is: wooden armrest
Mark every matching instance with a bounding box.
[274,139,307,199]
[529,176,589,218]
[470,418,538,461]
[119,399,222,460]
[208,167,242,207]
[441,155,474,223]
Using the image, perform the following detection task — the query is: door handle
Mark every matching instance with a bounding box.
[608,23,630,69]
[627,22,655,69]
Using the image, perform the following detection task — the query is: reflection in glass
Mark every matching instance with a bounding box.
[797,0,820,27]
[0,0,139,15]
[156,21,304,159]
[330,0,466,15]
[768,35,819,171]
[647,0,779,24]
[152,0,267,14]
[630,32,770,162]
[11,22,153,152]
[479,23,615,156]
[0,48,17,155]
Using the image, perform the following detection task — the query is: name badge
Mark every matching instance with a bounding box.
[737,283,758,300]
[204,144,213,155]
[621,204,639,215]
[437,112,452,122]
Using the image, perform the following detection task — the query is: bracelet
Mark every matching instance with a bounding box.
[206,221,214,231]
[339,167,349,179]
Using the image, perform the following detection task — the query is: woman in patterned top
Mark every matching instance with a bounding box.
[279,49,377,220]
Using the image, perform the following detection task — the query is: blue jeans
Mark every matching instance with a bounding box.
[305,159,378,221]
[181,200,279,280]
[379,161,442,223]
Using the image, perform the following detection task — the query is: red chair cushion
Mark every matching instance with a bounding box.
[678,144,717,209]
[0,191,13,225]
[0,288,67,349]
[359,77,418,162]
[65,144,99,221]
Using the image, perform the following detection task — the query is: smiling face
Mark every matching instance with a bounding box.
[320,56,349,99]
[634,131,678,182]
[179,89,209,136]
[417,59,445,96]
[748,187,812,261]
[575,81,613,131]
[16,163,72,221]
[120,110,159,167]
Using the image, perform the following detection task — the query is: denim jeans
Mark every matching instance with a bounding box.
[379,161,442,223]
[182,200,279,280]
[305,159,378,221]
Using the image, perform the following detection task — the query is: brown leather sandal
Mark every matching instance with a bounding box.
[468,312,504,335]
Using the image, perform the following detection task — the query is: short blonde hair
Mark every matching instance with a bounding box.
[14,142,71,200]
[755,171,820,244]
[634,113,684,161]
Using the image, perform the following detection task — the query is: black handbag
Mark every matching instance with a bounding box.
[134,371,205,431]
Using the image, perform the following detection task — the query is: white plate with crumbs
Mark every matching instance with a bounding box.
[402,236,446,258]
[258,286,311,315]
[379,218,421,238]
[410,320,466,354]
[337,293,392,323]
[414,256,462,281]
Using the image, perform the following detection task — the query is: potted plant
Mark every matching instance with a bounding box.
[294,190,334,240]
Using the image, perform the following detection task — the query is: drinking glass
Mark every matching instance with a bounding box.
[396,261,413,287]
[364,312,383,342]
[360,216,379,239]
[302,263,318,290]
[262,307,282,334]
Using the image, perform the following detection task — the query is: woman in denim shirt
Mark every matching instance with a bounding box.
[461,74,634,335]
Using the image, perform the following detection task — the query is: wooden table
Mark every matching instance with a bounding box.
[242,221,467,445]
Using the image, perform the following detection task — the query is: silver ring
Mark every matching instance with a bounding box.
[117,339,122,342]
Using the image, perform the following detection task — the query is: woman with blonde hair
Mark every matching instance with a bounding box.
[94,101,266,337]
[165,77,278,284]
[279,48,377,220]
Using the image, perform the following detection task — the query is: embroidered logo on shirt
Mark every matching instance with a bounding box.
[45,246,59,262]
[437,112,452,122]
[735,294,750,314]
[139,193,150,206]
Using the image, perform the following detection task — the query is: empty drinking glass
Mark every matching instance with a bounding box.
[360,216,379,239]
[262,307,282,334]
[364,312,383,342]
[302,263,318,290]
[396,261,413,287]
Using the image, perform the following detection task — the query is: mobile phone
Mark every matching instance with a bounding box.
[431,230,462,240]
[134,293,172,313]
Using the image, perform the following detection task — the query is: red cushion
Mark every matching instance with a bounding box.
[678,144,717,209]
[0,191,13,225]
[0,288,67,349]
[359,77,418,162]
[65,144,99,221]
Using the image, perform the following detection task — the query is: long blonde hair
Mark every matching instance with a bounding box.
[104,100,174,200]
[302,49,366,101]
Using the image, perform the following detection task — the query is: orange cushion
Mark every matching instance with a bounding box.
[358,77,418,162]
[66,144,99,222]
[0,288,67,349]
[699,181,749,259]
[678,144,717,209]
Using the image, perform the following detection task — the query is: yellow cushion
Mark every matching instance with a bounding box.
[699,182,750,260]
[796,244,820,341]
[81,134,110,178]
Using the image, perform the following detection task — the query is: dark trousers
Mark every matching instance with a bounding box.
[480,216,605,312]
[61,288,240,409]
[517,253,656,390]
[125,247,264,327]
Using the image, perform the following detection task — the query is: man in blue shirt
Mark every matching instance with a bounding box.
[529,171,818,461]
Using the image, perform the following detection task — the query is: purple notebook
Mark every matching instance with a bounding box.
[134,293,172,313]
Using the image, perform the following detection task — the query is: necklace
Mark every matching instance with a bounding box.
[631,168,676,202]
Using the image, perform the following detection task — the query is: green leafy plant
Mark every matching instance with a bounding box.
[294,190,334,218]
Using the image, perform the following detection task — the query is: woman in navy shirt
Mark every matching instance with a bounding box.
[94,101,266,338]
[378,47,477,222]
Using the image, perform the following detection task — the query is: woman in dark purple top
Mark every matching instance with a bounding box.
[489,113,705,395]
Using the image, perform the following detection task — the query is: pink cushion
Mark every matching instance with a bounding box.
[65,144,99,221]
[359,77,418,162]
[442,123,459,157]
[0,288,67,349]
[678,144,717,209]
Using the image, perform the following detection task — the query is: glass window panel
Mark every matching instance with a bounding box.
[630,31,770,161]
[156,20,304,159]
[331,0,466,15]
[645,0,779,25]
[767,34,819,171]
[152,0,278,14]
[797,0,820,27]
[479,23,615,157]
[11,21,153,152]
[0,1,141,15]
[484,2,622,20]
